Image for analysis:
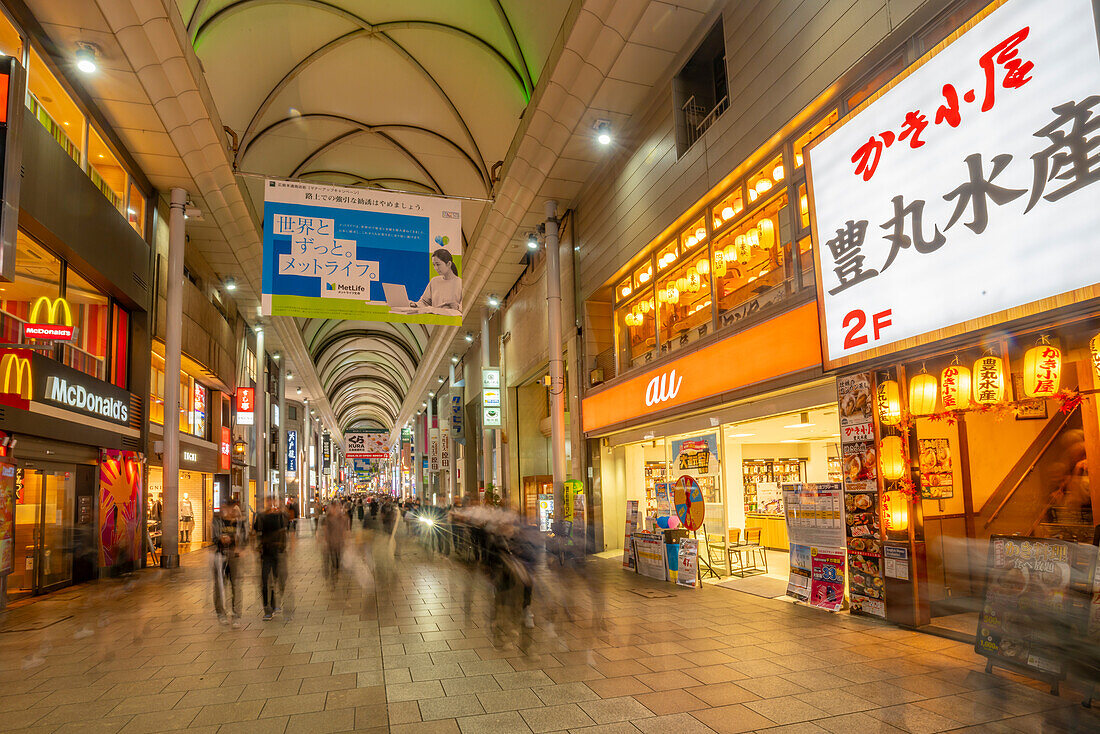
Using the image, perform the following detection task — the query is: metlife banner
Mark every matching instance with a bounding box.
[262,179,462,325]
[806,0,1100,366]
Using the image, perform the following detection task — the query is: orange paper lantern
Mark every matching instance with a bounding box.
[973,356,1005,404]
[940,364,971,411]
[909,372,938,416]
[877,380,901,426]
[880,436,906,481]
[1022,344,1061,398]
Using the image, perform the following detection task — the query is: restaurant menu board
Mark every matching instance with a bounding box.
[633,531,668,581]
[783,483,846,610]
[976,536,1097,681]
[918,438,954,499]
[0,461,13,575]
[623,500,640,570]
[677,538,699,588]
[837,372,886,618]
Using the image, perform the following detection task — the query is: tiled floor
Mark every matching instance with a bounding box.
[2,523,1098,733]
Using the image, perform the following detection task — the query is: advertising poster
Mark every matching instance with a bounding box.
[622,500,640,569]
[671,433,720,478]
[655,481,672,518]
[563,479,583,522]
[345,430,389,459]
[807,0,1100,367]
[633,531,668,581]
[537,495,553,532]
[976,536,1096,681]
[918,438,954,498]
[98,451,143,569]
[811,548,846,611]
[787,544,811,602]
[262,179,462,324]
[0,460,13,575]
[677,538,699,588]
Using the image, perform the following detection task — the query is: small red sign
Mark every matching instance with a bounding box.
[236,387,253,413]
[220,426,231,471]
[24,323,74,340]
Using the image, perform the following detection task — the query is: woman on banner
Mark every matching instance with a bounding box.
[413,248,461,312]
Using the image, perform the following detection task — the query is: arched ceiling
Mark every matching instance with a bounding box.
[178,0,572,433]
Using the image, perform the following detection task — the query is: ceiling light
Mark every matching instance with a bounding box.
[595,119,612,145]
[429,391,435,398]
[254,325,263,334]
[784,411,814,429]
[422,402,427,408]
[488,294,500,308]
[526,232,538,250]
[780,439,804,444]
[464,332,474,343]
[286,372,293,380]
[451,355,459,364]
[273,353,280,361]
[296,387,302,395]
[728,432,755,438]
[75,45,97,74]
[225,277,237,291]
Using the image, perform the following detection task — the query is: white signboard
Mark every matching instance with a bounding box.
[482,368,500,389]
[483,405,501,427]
[483,388,501,407]
[346,431,388,459]
[429,428,440,473]
[439,427,450,471]
[807,0,1100,366]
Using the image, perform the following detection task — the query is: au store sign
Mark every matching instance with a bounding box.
[262,179,462,326]
[806,0,1100,367]
[582,303,821,433]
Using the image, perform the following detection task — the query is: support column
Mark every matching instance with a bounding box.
[278,359,286,505]
[427,394,435,503]
[256,326,267,507]
[304,398,311,506]
[450,363,458,501]
[161,188,187,568]
[481,312,493,498]
[544,200,567,532]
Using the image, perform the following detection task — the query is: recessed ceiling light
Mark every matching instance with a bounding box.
[727,432,755,438]
[464,333,473,343]
[75,45,97,74]
[780,439,804,444]
[784,411,814,429]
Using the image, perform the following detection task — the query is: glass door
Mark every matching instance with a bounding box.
[9,467,75,595]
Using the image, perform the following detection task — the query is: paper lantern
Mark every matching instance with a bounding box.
[665,285,679,304]
[723,244,737,264]
[800,194,809,217]
[639,299,651,314]
[755,179,772,196]
[973,356,1005,404]
[746,228,761,249]
[880,436,906,481]
[940,364,971,411]
[885,490,909,531]
[795,152,804,167]
[748,187,759,202]
[686,235,697,248]
[721,206,735,221]
[1091,334,1100,382]
[877,380,901,426]
[639,269,651,284]
[675,277,687,292]
[713,251,727,278]
[909,372,938,416]
[686,271,701,293]
[1022,344,1061,398]
[695,227,706,241]
[713,218,722,229]
[772,163,784,181]
[757,218,775,250]
[696,258,709,276]
[619,285,632,299]
[624,312,635,327]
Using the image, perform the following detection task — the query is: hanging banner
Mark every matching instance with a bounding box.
[0,460,13,575]
[346,430,388,459]
[322,434,331,470]
[622,500,640,569]
[236,387,254,426]
[671,433,719,478]
[439,428,450,471]
[783,483,846,610]
[220,426,231,472]
[286,430,298,475]
[262,179,462,324]
[807,0,1100,368]
[449,389,464,440]
[429,428,440,473]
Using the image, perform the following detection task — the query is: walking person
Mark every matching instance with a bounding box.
[286,496,300,535]
[322,500,348,585]
[212,498,245,627]
[253,499,289,621]
[309,493,322,534]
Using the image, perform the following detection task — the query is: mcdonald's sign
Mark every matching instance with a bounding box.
[24,296,74,340]
[0,349,32,410]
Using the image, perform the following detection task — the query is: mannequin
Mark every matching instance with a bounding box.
[180,492,195,543]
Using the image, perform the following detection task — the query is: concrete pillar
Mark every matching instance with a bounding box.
[278,360,286,505]
[256,326,266,507]
[304,398,311,506]
[427,395,435,503]
[481,312,493,497]
[161,188,187,568]
[544,200,567,531]
[449,363,458,501]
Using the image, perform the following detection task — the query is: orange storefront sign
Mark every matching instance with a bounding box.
[582,303,822,434]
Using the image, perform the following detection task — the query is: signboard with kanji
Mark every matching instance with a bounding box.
[806,0,1100,368]
[262,179,462,325]
[346,430,388,459]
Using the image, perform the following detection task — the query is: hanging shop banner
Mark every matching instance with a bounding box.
[632,531,667,581]
[429,428,440,473]
[262,179,462,324]
[322,434,332,470]
[286,430,298,475]
[236,387,254,426]
[807,0,1100,368]
[782,483,846,610]
[449,389,464,440]
[622,500,640,569]
[673,476,705,531]
[220,426,231,472]
[976,535,1097,683]
[0,460,13,575]
[0,57,24,283]
[677,538,700,588]
[98,450,143,569]
[562,479,583,521]
[346,430,389,459]
[439,427,451,471]
[671,433,719,478]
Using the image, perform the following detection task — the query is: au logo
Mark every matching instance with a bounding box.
[0,350,32,409]
[24,296,74,340]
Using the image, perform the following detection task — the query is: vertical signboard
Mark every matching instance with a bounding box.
[322,434,331,470]
[236,387,254,426]
[262,179,462,324]
[439,427,450,471]
[286,430,298,475]
[449,389,464,440]
[782,483,846,611]
[220,426,231,472]
[0,57,25,283]
[0,460,14,575]
[429,428,440,473]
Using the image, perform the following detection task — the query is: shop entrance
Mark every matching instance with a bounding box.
[9,464,91,597]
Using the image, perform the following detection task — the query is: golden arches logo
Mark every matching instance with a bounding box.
[29,296,73,326]
[1,353,32,399]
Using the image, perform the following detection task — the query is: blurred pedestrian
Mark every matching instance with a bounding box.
[253,499,289,621]
[212,498,245,627]
[322,500,348,585]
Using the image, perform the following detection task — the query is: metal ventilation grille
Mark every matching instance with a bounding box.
[128,395,144,429]
[121,436,142,451]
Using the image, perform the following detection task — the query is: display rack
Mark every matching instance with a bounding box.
[644,461,667,515]
[743,458,805,513]
[828,456,843,483]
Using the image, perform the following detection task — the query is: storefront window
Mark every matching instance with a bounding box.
[712,191,790,327]
[618,291,656,368]
[88,127,126,215]
[0,8,22,61]
[747,154,785,206]
[655,239,711,354]
[127,181,145,236]
[792,110,838,169]
[26,47,84,164]
[711,184,745,231]
[0,232,61,344]
[846,54,906,111]
[63,269,109,381]
[110,305,129,389]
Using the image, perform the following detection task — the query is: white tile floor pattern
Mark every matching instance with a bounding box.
[1,523,1098,734]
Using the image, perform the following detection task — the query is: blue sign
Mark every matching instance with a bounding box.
[262,179,462,324]
[286,430,298,474]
